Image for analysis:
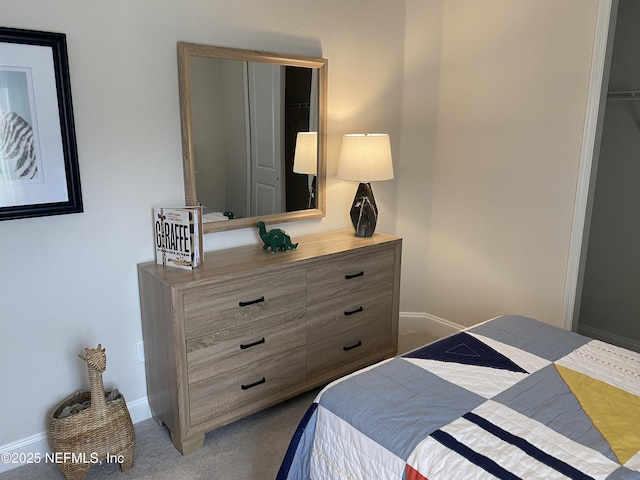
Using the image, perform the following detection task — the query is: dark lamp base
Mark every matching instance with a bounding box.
[350,182,378,237]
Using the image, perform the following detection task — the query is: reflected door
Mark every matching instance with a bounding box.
[248,62,283,216]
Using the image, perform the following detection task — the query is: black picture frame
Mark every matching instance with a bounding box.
[0,27,82,221]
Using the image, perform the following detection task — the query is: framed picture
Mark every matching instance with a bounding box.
[0,27,82,221]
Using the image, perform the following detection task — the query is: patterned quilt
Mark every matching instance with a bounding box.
[277,315,640,479]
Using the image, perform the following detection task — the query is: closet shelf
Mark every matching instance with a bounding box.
[607,91,640,101]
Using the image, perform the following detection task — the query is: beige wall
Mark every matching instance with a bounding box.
[0,0,602,453]
[397,0,444,312]
[401,0,599,328]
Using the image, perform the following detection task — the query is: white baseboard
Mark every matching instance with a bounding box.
[0,396,152,473]
[128,395,153,424]
[577,324,640,352]
[400,311,464,337]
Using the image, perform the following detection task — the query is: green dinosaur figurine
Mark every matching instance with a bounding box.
[256,221,298,253]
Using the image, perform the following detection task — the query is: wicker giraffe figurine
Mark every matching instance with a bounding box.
[48,344,135,480]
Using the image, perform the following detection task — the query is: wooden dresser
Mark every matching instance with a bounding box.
[137,229,401,454]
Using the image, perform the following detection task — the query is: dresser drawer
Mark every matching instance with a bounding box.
[183,269,306,340]
[306,249,394,305]
[188,346,306,427]
[306,288,393,377]
[186,307,306,383]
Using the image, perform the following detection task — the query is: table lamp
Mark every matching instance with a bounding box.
[293,132,317,208]
[337,133,394,237]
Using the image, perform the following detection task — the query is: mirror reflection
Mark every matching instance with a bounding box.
[178,43,327,233]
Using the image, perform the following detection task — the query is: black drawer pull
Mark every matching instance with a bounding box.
[241,377,266,390]
[344,306,364,316]
[345,271,364,280]
[343,341,362,351]
[240,337,266,350]
[239,296,265,307]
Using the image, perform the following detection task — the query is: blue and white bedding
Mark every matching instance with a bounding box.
[277,315,640,479]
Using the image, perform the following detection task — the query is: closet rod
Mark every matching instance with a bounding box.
[607,91,640,101]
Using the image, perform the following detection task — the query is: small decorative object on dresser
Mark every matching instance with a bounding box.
[256,221,298,253]
[154,206,203,269]
[48,344,135,480]
[137,229,402,454]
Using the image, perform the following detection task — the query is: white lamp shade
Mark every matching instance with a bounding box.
[293,132,317,175]
[338,134,394,182]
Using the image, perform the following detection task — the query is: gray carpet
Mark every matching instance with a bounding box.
[0,388,320,480]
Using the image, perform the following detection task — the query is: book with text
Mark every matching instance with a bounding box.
[154,206,203,270]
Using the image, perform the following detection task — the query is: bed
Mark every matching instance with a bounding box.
[277,315,640,479]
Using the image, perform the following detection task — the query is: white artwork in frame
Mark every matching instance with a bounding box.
[0,27,82,220]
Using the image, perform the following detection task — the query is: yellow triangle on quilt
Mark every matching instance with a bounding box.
[555,364,640,465]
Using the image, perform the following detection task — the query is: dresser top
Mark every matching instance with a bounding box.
[138,229,401,287]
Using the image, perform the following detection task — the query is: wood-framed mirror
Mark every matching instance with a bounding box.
[177,42,327,234]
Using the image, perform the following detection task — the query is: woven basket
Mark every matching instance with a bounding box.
[48,346,135,480]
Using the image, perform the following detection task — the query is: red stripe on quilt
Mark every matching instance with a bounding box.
[406,464,429,480]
